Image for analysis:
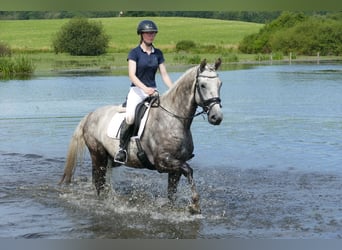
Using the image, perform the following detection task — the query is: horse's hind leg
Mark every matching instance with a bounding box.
[88,143,109,195]
[180,163,201,214]
[168,172,182,202]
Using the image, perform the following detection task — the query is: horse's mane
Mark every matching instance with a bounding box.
[174,66,197,86]
[162,66,198,100]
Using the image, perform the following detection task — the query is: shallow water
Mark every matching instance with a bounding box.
[0,63,341,238]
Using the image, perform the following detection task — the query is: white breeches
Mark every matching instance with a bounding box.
[125,87,153,125]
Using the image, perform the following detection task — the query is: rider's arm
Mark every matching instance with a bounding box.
[128,59,155,95]
[159,63,173,89]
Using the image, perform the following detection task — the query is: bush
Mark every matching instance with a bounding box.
[176,40,196,52]
[239,12,341,56]
[52,18,109,56]
[0,55,35,78]
[270,18,342,56]
[239,12,307,54]
[14,56,36,74]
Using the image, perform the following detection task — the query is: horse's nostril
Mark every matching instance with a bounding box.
[210,113,222,125]
[210,115,222,125]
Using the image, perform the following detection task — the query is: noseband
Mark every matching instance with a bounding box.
[195,67,222,114]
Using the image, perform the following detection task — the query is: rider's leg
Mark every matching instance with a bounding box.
[114,87,147,163]
[114,119,132,163]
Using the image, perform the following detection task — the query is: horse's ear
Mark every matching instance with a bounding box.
[200,59,207,72]
[215,58,222,70]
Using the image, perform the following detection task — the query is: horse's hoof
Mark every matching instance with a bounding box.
[188,204,201,214]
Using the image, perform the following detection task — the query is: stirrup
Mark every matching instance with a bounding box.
[114,148,128,164]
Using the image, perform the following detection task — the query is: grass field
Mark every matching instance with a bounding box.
[0,17,265,75]
[3,17,338,76]
[0,17,263,52]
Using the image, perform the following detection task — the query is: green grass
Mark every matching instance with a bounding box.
[0,17,263,52]
[0,17,265,75]
[0,55,35,79]
[1,16,340,77]
[0,19,66,52]
[9,17,339,76]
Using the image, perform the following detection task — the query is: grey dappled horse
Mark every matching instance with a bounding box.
[60,59,223,213]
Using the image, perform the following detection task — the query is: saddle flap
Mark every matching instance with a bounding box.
[107,112,125,139]
[106,103,152,139]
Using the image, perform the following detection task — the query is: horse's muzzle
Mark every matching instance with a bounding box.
[208,105,223,125]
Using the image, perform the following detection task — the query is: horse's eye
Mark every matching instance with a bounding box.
[201,84,206,89]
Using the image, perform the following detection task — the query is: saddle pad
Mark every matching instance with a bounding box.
[106,105,151,139]
[106,112,125,139]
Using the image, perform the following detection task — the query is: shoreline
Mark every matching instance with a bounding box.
[38,57,342,77]
[2,54,341,79]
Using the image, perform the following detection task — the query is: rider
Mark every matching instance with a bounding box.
[114,20,173,163]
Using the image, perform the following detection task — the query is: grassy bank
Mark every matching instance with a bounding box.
[0,17,263,75]
[0,17,263,52]
[1,17,340,76]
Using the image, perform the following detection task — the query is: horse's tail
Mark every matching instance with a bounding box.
[59,114,89,185]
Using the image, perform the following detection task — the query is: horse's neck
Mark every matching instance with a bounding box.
[161,67,197,122]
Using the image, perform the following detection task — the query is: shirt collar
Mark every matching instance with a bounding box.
[140,44,155,54]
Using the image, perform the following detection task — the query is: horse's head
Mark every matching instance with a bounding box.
[195,58,223,125]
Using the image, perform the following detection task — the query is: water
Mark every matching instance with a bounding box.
[0,63,341,238]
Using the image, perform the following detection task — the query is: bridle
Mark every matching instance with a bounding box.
[195,67,222,113]
[156,66,222,120]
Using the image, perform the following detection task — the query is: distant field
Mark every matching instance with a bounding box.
[0,17,263,52]
[2,16,340,77]
[1,17,340,76]
[0,17,266,74]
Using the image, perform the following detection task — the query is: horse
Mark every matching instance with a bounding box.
[59,58,223,214]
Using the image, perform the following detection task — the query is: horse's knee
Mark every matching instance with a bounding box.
[154,155,179,173]
[180,163,193,177]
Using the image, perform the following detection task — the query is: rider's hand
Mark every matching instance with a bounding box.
[143,87,156,96]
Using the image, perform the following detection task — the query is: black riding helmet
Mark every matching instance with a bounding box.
[137,20,158,35]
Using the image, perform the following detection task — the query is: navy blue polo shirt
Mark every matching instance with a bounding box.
[128,45,165,88]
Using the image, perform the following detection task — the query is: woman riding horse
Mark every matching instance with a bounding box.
[60,58,223,214]
[114,20,173,164]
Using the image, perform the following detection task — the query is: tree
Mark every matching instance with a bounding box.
[270,18,342,56]
[52,18,110,56]
[238,12,307,54]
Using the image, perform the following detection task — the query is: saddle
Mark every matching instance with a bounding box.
[129,96,159,170]
[108,96,159,170]
[107,96,158,139]
[131,95,158,137]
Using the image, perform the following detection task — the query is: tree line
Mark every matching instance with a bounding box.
[239,12,342,56]
[0,11,335,23]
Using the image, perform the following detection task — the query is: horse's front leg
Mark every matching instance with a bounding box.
[156,155,200,213]
[180,163,201,214]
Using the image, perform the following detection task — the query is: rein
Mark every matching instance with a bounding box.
[158,102,206,120]
[154,66,221,120]
[149,92,205,120]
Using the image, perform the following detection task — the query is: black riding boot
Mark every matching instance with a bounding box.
[114,120,132,163]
